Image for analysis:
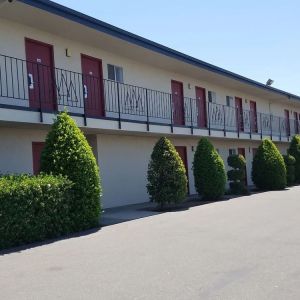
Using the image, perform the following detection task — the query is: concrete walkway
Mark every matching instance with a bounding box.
[1,187,300,299]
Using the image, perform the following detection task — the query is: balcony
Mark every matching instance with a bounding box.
[0,53,298,141]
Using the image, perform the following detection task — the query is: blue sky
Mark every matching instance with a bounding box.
[54,0,300,95]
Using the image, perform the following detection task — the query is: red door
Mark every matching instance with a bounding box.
[238,148,247,185]
[32,142,45,175]
[235,97,244,132]
[171,80,184,126]
[81,54,105,118]
[195,86,207,128]
[284,109,290,136]
[175,146,189,193]
[294,112,299,134]
[25,38,56,111]
[250,100,258,133]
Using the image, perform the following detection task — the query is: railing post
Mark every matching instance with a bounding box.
[260,113,263,139]
[145,89,150,131]
[170,94,173,133]
[117,82,121,129]
[223,105,226,137]
[270,114,273,140]
[190,98,193,135]
[208,101,211,136]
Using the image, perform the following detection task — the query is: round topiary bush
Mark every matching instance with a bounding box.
[288,135,300,182]
[283,154,296,186]
[193,138,226,200]
[40,111,101,231]
[227,154,248,195]
[252,139,286,190]
[147,137,187,209]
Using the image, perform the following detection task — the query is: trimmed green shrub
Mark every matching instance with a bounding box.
[193,138,226,200]
[147,137,187,209]
[288,135,300,182]
[0,174,73,250]
[252,139,286,190]
[283,154,296,186]
[227,154,248,195]
[41,112,101,231]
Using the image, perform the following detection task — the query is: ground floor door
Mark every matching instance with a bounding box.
[175,146,189,193]
[81,54,105,118]
[195,86,207,128]
[171,80,185,126]
[235,97,244,132]
[238,148,247,185]
[32,142,45,175]
[294,112,299,134]
[25,38,56,111]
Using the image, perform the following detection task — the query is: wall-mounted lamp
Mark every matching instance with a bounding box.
[65,48,72,58]
[188,83,192,90]
[191,146,195,152]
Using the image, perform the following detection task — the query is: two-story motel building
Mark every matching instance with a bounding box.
[0,0,299,208]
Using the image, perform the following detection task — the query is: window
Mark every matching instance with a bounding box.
[208,91,217,103]
[32,142,45,175]
[229,148,236,156]
[226,96,233,107]
[107,64,124,83]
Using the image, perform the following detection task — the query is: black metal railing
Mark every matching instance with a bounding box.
[0,53,298,139]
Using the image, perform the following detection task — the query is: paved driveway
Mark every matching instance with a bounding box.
[1,187,300,300]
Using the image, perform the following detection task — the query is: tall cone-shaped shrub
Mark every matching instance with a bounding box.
[252,139,286,190]
[147,137,187,209]
[193,138,226,200]
[288,135,300,182]
[282,154,296,186]
[41,112,101,231]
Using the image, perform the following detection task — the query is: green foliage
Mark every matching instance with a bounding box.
[288,135,300,182]
[193,138,226,200]
[147,137,187,208]
[283,154,296,186]
[252,139,286,190]
[227,154,248,195]
[40,112,101,231]
[0,174,73,250]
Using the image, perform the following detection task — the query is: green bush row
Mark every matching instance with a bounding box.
[0,174,73,250]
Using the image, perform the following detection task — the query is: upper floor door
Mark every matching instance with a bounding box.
[250,100,258,133]
[81,54,105,118]
[171,80,184,126]
[235,97,244,132]
[294,112,299,134]
[195,86,207,128]
[25,38,56,111]
[284,109,290,136]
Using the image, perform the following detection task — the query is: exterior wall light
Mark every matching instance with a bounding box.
[65,48,72,57]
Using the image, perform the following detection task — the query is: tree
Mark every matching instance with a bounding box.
[147,137,187,209]
[40,112,101,231]
[283,154,296,186]
[193,138,226,200]
[227,154,248,194]
[288,135,300,182]
[252,139,286,190]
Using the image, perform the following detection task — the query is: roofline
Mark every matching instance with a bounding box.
[17,0,300,101]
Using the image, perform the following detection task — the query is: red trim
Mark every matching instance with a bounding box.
[32,142,45,175]
[171,80,184,125]
[80,53,105,117]
[195,86,207,128]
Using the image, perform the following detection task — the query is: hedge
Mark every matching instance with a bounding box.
[193,138,226,200]
[0,174,73,250]
[40,112,101,231]
[288,135,300,182]
[147,137,187,208]
[283,154,296,186]
[252,139,286,190]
